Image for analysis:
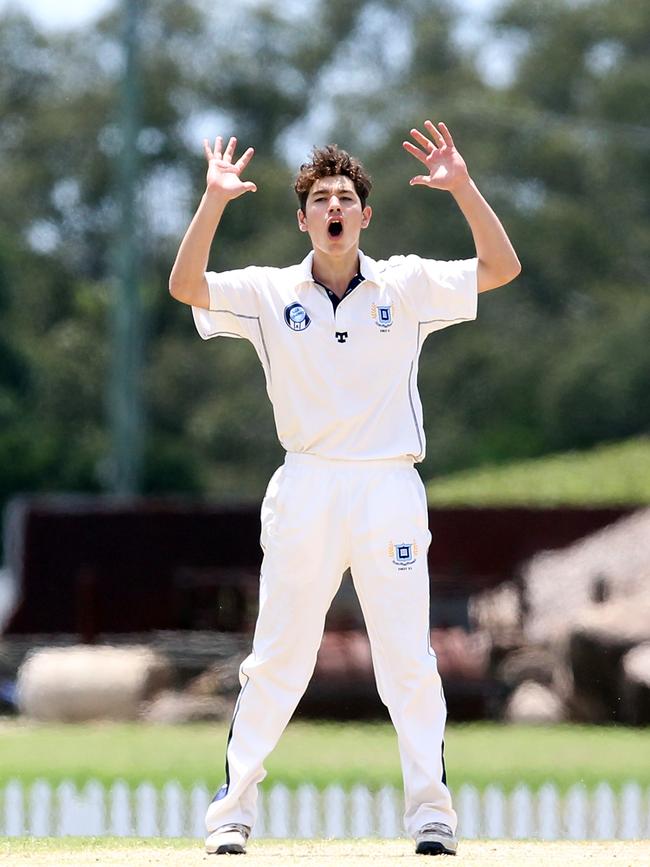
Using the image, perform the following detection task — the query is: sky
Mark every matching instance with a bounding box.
[0,0,113,28]
[0,0,500,31]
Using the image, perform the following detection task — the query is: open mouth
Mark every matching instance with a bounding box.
[328,220,343,238]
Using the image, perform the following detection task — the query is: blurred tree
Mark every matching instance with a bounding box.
[0,0,648,540]
[353,0,650,477]
[457,0,650,467]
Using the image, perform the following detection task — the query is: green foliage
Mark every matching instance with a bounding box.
[0,0,649,530]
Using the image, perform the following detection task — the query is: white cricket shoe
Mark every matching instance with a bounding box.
[205,823,251,855]
[415,822,458,856]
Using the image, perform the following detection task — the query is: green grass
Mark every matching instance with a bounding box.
[425,437,650,506]
[445,723,650,790]
[1,721,649,792]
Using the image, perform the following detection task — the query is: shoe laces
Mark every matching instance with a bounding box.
[419,822,453,836]
[218,823,250,838]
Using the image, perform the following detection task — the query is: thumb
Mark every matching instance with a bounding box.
[409,176,430,186]
[243,182,257,193]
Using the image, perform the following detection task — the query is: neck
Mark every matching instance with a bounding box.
[312,246,360,298]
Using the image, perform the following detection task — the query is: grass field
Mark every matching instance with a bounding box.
[425,436,650,505]
[1,720,649,791]
[2,838,650,867]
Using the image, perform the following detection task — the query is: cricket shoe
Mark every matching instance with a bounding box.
[205,823,251,855]
[415,822,458,856]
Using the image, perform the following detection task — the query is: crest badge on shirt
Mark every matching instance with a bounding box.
[284,302,311,332]
[371,302,393,331]
[389,540,418,570]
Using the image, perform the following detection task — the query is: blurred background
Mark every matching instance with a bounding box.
[0,0,649,843]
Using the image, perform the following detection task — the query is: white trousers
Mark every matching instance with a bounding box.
[205,453,456,839]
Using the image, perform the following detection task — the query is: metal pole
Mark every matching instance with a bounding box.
[109,0,143,494]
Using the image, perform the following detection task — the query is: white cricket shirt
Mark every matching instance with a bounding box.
[192,250,478,462]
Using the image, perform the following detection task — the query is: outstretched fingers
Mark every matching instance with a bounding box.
[223,136,237,164]
[204,136,224,162]
[436,121,455,147]
[203,134,257,195]
[234,146,255,172]
[402,140,430,167]
[404,119,464,190]
[424,121,446,148]
[410,127,436,151]
[403,121,450,166]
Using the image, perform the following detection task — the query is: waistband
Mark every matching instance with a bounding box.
[284,452,415,470]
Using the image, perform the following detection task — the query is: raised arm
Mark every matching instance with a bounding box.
[403,120,521,293]
[169,136,256,308]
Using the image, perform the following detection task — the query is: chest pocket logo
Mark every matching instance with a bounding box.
[371,302,393,330]
[284,302,311,332]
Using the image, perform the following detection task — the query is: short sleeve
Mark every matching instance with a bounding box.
[400,255,478,338]
[192,267,262,341]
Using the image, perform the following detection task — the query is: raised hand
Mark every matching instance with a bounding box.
[204,135,257,201]
[403,121,469,193]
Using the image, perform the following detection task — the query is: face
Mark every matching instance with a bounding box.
[297,175,372,255]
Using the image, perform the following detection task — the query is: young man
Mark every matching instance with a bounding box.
[169,120,520,856]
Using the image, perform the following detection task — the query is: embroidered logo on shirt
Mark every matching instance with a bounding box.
[335,331,348,343]
[284,302,311,332]
[389,541,418,569]
[371,303,393,330]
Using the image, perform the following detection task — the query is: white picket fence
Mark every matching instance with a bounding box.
[1,780,649,840]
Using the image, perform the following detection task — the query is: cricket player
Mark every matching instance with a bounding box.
[169,119,520,856]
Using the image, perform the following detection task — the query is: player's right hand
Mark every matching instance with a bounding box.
[204,136,257,201]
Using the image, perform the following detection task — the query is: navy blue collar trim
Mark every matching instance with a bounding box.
[317,272,364,313]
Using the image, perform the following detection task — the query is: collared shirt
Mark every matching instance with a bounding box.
[317,272,365,313]
[192,250,478,462]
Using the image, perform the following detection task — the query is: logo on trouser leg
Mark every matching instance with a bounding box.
[389,541,418,568]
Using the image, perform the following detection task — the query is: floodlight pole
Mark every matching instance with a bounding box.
[109,0,144,495]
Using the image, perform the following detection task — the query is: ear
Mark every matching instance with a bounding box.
[297,208,309,233]
[361,205,372,230]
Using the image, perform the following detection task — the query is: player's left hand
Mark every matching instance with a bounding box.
[403,121,470,193]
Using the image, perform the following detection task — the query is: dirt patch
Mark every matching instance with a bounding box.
[2,839,650,867]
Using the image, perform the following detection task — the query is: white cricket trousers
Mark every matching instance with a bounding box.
[205,453,456,838]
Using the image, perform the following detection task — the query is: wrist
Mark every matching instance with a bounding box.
[448,175,477,199]
[202,188,230,211]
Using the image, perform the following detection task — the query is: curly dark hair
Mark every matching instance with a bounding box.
[294,144,372,211]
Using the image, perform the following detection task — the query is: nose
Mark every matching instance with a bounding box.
[328,195,342,211]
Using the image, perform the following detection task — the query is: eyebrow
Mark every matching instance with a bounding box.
[310,182,355,197]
